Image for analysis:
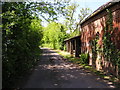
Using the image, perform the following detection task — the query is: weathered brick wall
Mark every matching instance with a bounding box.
[81,2,120,75]
[112,6,120,49]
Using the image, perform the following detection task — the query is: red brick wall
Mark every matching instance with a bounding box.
[81,2,120,75]
[81,15,106,53]
[112,8,120,49]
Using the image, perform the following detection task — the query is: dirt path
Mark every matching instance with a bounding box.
[22,48,115,88]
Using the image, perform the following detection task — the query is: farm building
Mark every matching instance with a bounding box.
[64,35,81,57]
[80,1,120,76]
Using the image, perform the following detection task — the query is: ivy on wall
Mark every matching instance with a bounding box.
[91,9,120,77]
[91,34,98,65]
[103,9,120,76]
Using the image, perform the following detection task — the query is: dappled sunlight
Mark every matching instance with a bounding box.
[42,53,48,56]
[38,62,81,70]
[96,77,101,80]
[54,49,71,56]
[109,85,115,88]
[59,73,78,80]
[39,48,116,88]
[24,48,116,88]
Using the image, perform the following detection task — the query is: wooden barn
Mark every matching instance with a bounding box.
[80,1,120,76]
[64,35,81,57]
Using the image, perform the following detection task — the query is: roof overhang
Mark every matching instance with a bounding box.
[64,35,80,42]
[80,1,119,26]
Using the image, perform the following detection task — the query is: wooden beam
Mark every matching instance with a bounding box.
[66,42,68,52]
[70,40,73,56]
[75,38,81,57]
[68,41,70,52]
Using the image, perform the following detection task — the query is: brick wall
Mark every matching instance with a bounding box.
[81,2,120,75]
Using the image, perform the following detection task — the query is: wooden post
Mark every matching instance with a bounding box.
[116,65,118,77]
[68,41,70,52]
[66,41,68,52]
[70,40,73,56]
[75,38,81,57]
[75,39,78,57]
[75,39,77,57]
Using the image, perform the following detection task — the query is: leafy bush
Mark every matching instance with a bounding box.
[42,22,69,50]
[68,53,89,64]
[79,53,89,64]
[2,2,43,88]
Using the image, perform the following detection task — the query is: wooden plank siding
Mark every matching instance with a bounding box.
[64,36,81,57]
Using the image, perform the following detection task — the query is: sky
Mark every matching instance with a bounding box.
[41,0,111,26]
[71,0,110,22]
[75,0,110,12]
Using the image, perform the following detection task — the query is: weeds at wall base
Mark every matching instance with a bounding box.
[54,48,120,88]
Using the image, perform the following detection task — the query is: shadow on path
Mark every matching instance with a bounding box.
[21,48,115,88]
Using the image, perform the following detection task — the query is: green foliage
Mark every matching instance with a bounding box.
[79,53,89,64]
[42,22,69,50]
[103,9,119,66]
[67,53,89,64]
[72,8,92,36]
[91,39,97,61]
[30,0,70,22]
[2,2,43,88]
[91,9,120,77]
[2,1,72,87]
[103,9,120,77]
[91,33,103,62]
[64,3,79,37]
[64,4,92,37]
[103,9,114,62]
[69,58,81,64]
[78,8,92,22]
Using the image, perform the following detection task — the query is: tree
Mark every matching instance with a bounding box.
[63,2,92,37]
[64,3,79,34]
[2,2,44,87]
[74,8,92,35]
[28,0,70,22]
[42,22,68,50]
[2,0,71,87]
